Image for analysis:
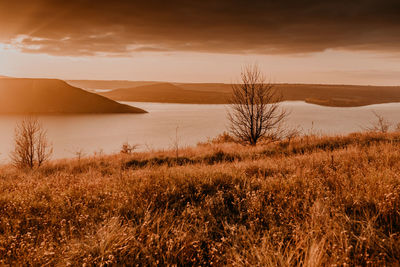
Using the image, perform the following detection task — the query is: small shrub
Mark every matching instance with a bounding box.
[120,142,138,154]
[363,111,392,133]
[211,132,237,144]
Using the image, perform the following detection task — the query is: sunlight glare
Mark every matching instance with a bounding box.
[0,43,9,68]
[0,43,17,75]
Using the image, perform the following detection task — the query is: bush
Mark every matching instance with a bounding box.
[120,142,138,154]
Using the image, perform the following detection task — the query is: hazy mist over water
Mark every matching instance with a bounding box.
[0,101,400,163]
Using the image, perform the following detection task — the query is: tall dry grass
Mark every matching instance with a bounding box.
[0,132,399,265]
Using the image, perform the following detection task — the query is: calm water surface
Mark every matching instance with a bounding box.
[0,101,399,162]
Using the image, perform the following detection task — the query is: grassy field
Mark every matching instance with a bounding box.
[1,132,400,265]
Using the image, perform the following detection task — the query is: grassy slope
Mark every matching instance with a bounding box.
[277,83,400,107]
[101,82,231,104]
[93,81,400,107]
[66,80,159,90]
[1,132,400,265]
[0,78,147,114]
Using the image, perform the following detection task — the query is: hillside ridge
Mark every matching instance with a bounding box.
[84,80,400,106]
[0,78,147,113]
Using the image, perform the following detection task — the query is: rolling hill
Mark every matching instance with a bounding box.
[100,82,231,104]
[66,80,159,91]
[0,78,147,114]
[276,83,400,107]
[2,132,400,265]
[91,81,400,107]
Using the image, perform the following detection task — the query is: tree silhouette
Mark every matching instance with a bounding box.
[228,65,287,145]
[10,117,52,169]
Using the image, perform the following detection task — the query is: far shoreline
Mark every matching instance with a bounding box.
[122,100,400,108]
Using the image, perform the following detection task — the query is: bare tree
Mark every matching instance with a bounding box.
[10,117,52,169]
[363,111,391,133]
[228,64,287,145]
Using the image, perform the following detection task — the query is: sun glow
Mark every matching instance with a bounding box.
[0,43,22,77]
[0,41,399,85]
[0,43,14,53]
[0,44,8,73]
[0,43,7,54]
[0,43,13,72]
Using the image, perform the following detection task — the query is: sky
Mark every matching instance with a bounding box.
[0,0,400,85]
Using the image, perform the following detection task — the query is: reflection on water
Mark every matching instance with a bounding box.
[0,101,400,162]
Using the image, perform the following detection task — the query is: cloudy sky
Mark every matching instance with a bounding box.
[0,0,399,84]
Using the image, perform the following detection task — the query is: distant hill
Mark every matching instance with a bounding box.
[66,80,159,91]
[100,82,231,104]
[275,84,400,107]
[0,78,147,114]
[176,83,232,93]
[94,81,400,107]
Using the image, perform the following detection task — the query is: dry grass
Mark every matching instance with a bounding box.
[1,132,400,265]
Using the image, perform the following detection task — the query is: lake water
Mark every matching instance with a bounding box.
[0,101,399,162]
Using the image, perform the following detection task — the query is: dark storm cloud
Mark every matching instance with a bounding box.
[1,0,400,56]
